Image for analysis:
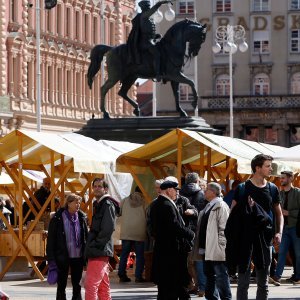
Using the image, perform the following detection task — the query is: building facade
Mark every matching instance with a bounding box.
[0,0,135,135]
[157,0,300,146]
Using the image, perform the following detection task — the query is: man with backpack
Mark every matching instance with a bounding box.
[227,154,283,300]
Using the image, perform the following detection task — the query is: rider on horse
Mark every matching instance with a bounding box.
[127,0,172,82]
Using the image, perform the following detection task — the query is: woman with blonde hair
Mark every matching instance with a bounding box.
[47,194,88,300]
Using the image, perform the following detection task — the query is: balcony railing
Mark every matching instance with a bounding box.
[200,95,300,110]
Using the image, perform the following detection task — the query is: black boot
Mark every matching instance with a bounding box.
[72,294,82,300]
[56,290,67,300]
[72,286,82,300]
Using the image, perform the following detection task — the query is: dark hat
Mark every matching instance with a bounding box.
[160,180,180,190]
[138,0,150,8]
[281,170,294,176]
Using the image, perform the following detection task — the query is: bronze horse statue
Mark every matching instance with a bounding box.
[87,19,207,119]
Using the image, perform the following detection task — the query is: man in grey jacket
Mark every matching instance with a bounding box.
[84,178,120,300]
[192,182,231,300]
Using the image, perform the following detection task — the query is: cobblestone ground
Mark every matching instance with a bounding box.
[0,266,299,299]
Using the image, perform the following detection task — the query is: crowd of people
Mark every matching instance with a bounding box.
[2,153,298,299]
[43,156,293,299]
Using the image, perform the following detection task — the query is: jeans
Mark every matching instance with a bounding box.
[195,260,207,291]
[237,265,269,300]
[275,226,300,280]
[85,257,111,300]
[118,240,145,279]
[204,261,232,300]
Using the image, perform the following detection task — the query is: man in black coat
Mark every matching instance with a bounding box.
[180,172,206,214]
[180,173,207,295]
[150,180,195,300]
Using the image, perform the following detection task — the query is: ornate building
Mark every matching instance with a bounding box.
[0,0,135,135]
[157,0,300,147]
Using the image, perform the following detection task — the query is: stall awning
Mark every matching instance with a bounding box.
[116,129,300,175]
[0,130,142,174]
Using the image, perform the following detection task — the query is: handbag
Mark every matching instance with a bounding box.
[47,261,58,285]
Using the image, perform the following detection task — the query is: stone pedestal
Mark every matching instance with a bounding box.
[78,116,218,143]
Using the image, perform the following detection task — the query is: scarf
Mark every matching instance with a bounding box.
[65,210,80,247]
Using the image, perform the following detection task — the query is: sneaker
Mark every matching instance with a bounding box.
[292,279,300,285]
[135,277,146,283]
[269,276,281,286]
[287,275,296,282]
[119,275,131,283]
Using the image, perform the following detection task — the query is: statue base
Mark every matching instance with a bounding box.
[78,116,217,144]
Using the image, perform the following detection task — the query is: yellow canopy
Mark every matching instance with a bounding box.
[115,128,300,204]
[117,128,300,176]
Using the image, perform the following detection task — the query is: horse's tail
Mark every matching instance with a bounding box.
[87,44,112,89]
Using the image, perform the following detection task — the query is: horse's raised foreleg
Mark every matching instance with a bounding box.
[118,76,140,116]
[101,77,119,119]
[170,80,188,117]
[170,73,198,116]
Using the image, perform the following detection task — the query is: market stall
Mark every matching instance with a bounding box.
[0,130,141,280]
[116,128,300,202]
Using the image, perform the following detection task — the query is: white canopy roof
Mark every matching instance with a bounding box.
[0,130,141,174]
[272,144,300,167]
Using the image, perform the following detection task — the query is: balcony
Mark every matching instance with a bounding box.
[200,95,300,111]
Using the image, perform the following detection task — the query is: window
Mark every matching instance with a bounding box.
[252,0,269,11]
[216,74,230,96]
[253,73,270,95]
[178,0,194,14]
[93,16,99,44]
[253,31,270,53]
[56,5,62,35]
[290,126,300,143]
[254,40,269,53]
[75,11,80,40]
[84,14,89,42]
[46,10,51,32]
[179,84,193,102]
[109,22,115,45]
[215,0,231,13]
[66,7,71,37]
[10,0,17,22]
[265,127,278,144]
[125,25,130,42]
[246,127,259,142]
[291,0,300,10]
[291,29,300,52]
[291,72,300,93]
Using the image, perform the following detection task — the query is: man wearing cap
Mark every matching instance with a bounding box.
[149,180,195,299]
[127,0,172,81]
[272,170,300,285]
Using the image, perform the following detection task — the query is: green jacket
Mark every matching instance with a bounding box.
[280,187,300,228]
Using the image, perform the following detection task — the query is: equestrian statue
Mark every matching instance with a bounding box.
[87,0,207,119]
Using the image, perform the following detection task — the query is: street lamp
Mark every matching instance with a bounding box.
[151,0,175,117]
[212,25,248,138]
